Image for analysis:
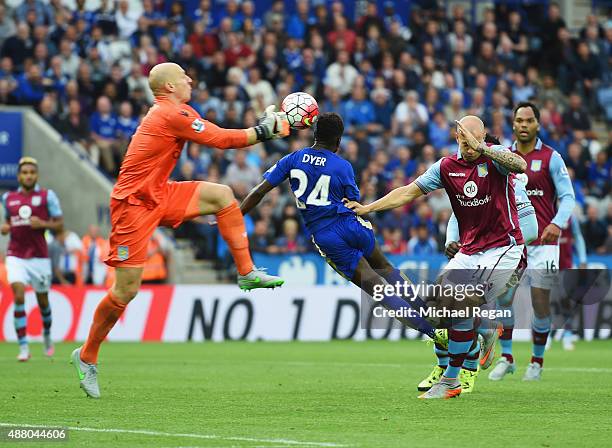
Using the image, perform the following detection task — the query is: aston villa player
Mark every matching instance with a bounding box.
[1,157,64,361]
[504,103,575,381]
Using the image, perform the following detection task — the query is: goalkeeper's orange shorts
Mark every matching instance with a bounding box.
[105,181,201,267]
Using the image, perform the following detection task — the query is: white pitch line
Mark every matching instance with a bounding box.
[283,361,404,369]
[264,361,612,373]
[546,367,612,373]
[159,446,295,448]
[2,356,611,373]
[0,423,347,447]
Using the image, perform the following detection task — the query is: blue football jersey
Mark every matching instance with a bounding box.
[263,147,360,233]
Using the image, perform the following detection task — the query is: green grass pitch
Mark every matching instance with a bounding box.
[1,340,611,447]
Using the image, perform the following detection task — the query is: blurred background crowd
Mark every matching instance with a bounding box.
[0,0,610,283]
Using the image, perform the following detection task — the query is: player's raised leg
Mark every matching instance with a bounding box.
[11,281,29,362]
[351,255,439,340]
[364,243,444,342]
[366,244,438,324]
[72,266,140,398]
[189,181,283,290]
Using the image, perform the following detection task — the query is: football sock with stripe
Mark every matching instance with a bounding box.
[500,327,514,364]
[14,303,27,347]
[434,343,449,368]
[445,321,474,379]
[462,339,480,371]
[531,315,552,366]
[499,302,514,363]
[40,305,52,337]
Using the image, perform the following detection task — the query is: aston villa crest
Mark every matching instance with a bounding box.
[477,163,488,177]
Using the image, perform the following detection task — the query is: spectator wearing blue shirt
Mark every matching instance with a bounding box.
[286,0,313,41]
[342,85,376,134]
[142,0,168,41]
[241,1,263,30]
[192,88,224,122]
[380,207,412,241]
[386,146,418,178]
[383,1,406,29]
[428,111,452,151]
[371,87,394,132]
[566,167,587,208]
[184,142,210,180]
[90,95,118,176]
[358,59,377,90]
[411,201,437,236]
[44,56,69,97]
[407,224,439,255]
[588,151,611,198]
[214,0,244,32]
[296,47,325,87]
[282,38,303,72]
[15,65,45,106]
[72,0,97,33]
[191,0,214,29]
[16,0,54,26]
[115,100,138,155]
[511,72,536,103]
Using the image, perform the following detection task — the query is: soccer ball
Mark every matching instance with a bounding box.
[281,92,319,130]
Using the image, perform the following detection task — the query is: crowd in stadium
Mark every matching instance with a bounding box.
[0,0,610,273]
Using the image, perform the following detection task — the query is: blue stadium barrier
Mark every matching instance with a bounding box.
[0,110,23,188]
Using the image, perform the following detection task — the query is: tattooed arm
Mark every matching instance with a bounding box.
[479,143,527,173]
[455,120,527,173]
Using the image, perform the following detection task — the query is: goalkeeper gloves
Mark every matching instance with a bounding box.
[254,105,290,141]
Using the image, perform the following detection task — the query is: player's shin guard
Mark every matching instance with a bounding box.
[531,315,552,366]
[445,322,475,379]
[40,305,52,337]
[216,201,254,276]
[81,292,126,364]
[463,339,480,371]
[14,303,27,346]
[499,306,514,363]
[434,343,449,368]
[499,327,514,363]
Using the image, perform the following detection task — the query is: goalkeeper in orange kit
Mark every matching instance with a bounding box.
[71,62,289,398]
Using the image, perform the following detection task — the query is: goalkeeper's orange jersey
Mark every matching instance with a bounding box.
[111,97,249,208]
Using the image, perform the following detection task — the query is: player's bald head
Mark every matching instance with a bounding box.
[458,115,485,139]
[148,63,183,95]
